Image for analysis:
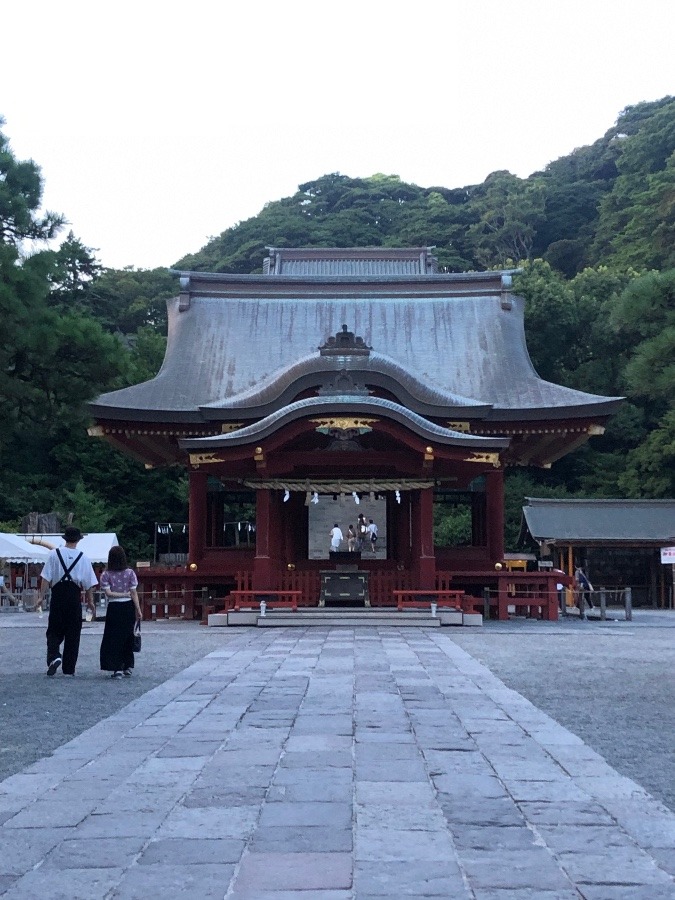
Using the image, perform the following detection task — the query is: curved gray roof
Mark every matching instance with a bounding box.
[90,271,622,424]
[180,396,510,450]
[198,352,492,419]
[522,498,675,544]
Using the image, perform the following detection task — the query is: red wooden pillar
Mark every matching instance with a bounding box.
[282,493,298,567]
[412,488,435,589]
[188,469,207,563]
[253,489,273,588]
[497,575,509,620]
[394,491,411,567]
[485,468,505,565]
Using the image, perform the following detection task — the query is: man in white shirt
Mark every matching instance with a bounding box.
[366,519,378,552]
[39,525,97,676]
[329,523,343,552]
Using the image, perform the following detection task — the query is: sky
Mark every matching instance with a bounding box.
[3,0,674,271]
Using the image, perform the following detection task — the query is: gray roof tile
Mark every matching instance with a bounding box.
[523,498,675,543]
[90,276,621,424]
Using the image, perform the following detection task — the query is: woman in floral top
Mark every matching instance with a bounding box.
[99,545,141,679]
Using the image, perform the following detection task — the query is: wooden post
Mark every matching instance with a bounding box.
[394,491,412,568]
[497,573,509,620]
[253,489,273,589]
[412,488,435,589]
[188,469,208,563]
[485,468,505,564]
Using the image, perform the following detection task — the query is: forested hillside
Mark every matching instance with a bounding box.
[1,97,673,556]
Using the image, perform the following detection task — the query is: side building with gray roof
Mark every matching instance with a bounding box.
[520,498,675,606]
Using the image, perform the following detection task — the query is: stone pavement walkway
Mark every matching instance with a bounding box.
[1,628,674,899]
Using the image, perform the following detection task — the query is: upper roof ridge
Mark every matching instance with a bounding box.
[263,246,438,276]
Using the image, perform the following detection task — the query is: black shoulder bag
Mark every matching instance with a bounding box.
[133,621,142,653]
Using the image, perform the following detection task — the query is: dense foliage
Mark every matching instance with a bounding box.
[0,96,673,556]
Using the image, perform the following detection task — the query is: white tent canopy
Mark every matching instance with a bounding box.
[12,533,119,564]
[0,534,50,563]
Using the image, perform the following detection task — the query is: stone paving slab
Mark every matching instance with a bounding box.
[1,627,675,898]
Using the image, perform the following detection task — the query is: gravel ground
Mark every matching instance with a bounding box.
[2,610,674,814]
[0,616,230,783]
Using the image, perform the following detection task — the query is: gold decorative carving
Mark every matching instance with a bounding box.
[310,417,377,433]
[447,421,471,433]
[464,451,501,468]
[588,424,605,435]
[188,452,225,465]
[221,423,243,433]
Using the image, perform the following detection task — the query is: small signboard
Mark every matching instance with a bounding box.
[660,546,675,564]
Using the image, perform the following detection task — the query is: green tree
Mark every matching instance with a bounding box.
[610,269,675,403]
[592,98,675,270]
[609,270,675,497]
[176,173,478,274]
[0,118,63,246]
[0,119,135,533]
[617,410,675,497]
[533,135,620,275]
[0,121,65,448]
[48,231,102,308]
[433,504,471,547]
[126,326,167,384]
[504,471,578,551]
[514,260,578,384]
[79,266,176,334]
[466,171,547,267]
[55,479,116,533]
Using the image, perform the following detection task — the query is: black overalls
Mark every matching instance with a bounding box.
[46,550,83,675]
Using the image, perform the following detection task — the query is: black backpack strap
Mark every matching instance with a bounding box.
[56,549,83,582]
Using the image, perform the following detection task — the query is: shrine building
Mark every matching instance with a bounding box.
[89,247,621,620]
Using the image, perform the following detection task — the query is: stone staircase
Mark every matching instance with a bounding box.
[210,607,483,628]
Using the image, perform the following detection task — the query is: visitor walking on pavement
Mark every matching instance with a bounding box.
[99,545,142,679]
[367,518,378,552]
[39,525,97,677]
[575,566,594,610]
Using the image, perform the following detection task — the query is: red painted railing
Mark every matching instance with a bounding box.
[138,567,563,622]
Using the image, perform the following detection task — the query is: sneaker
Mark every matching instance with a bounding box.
[123,669,133,677]
[47,657,62,677]
[112,671,123,679]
